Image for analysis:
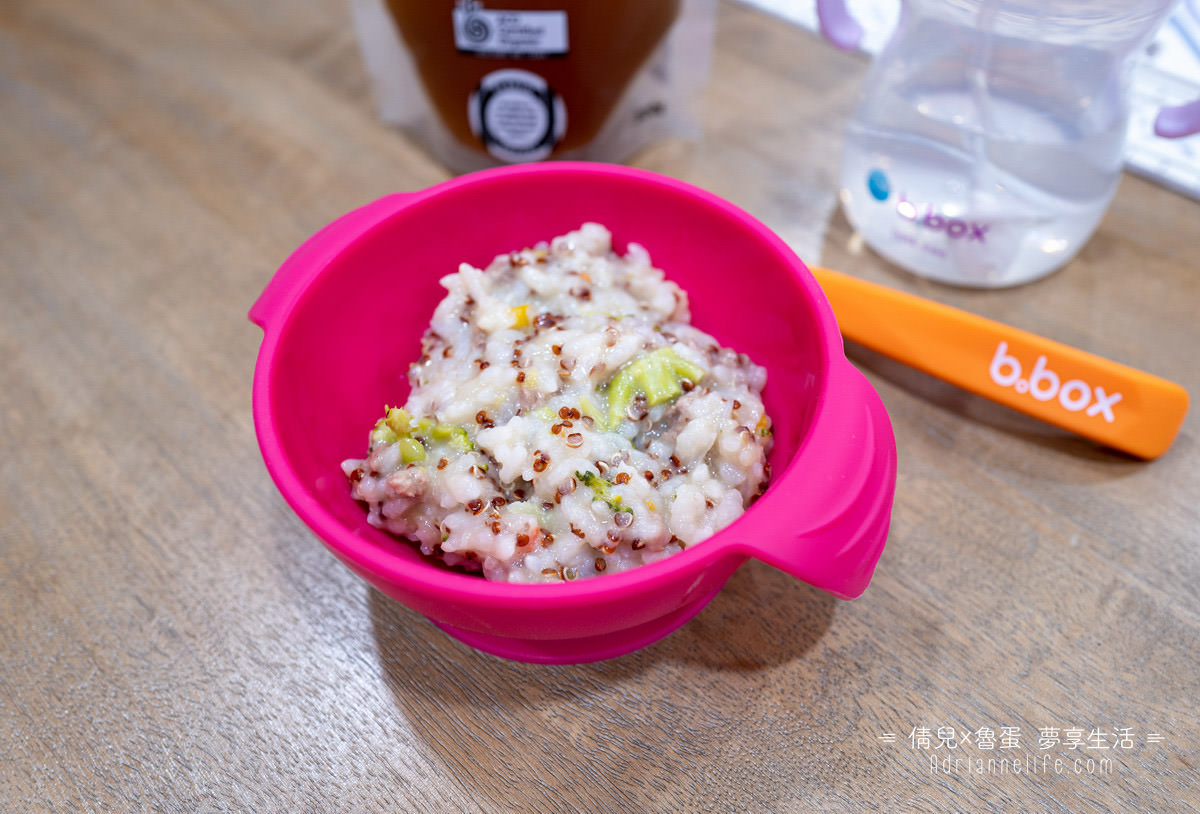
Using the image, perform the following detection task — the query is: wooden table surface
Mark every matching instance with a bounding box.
[4,1,1198,811]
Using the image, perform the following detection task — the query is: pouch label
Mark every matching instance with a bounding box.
[453,4,569,58]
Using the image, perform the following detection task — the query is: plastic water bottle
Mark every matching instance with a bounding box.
[817,0,1200,287]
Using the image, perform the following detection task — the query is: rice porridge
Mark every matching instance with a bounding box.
[342,223,773,582]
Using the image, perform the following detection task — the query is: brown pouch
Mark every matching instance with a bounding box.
[352,0,717,172]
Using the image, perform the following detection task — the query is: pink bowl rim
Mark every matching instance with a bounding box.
[251,161,844,610]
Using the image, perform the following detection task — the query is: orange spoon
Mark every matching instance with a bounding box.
[812,267,1189,459]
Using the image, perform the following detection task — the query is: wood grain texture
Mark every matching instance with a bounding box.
[2,1,1197,811]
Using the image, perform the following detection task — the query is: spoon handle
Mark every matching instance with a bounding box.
[811,266,1189,459]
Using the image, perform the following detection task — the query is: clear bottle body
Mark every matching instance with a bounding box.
[839,0,1180,287]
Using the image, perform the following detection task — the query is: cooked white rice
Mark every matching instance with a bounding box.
[342,223,772,582]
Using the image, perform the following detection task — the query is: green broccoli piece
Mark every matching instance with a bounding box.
[429,423,474,452]
[396,437,426,464]
[370,405,473,453]
[370,406,411,445]
[605,348,705,427]
[576,471,632,515]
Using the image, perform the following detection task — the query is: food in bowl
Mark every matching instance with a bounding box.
[342,223,773,582]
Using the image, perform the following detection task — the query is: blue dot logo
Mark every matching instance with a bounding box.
[867,169,890,201]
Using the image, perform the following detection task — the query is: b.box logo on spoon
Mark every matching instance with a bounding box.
[989,342,1123,422]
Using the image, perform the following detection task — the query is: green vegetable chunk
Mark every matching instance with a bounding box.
[576,471,632,515]
[606,347,705,427]
[370,406,410,445]
[369,405,473,453]
[397,437,426,464]
[429,423,475,452]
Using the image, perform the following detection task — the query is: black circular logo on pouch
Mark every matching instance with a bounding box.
[468,69,567,163]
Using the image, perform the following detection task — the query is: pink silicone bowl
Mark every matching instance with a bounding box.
[249,162,896,663]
